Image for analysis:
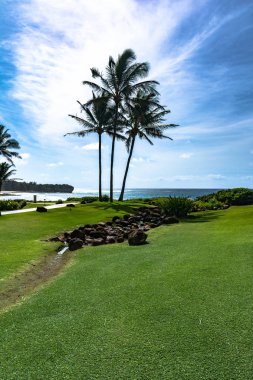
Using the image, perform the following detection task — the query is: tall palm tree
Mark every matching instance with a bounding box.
[0,162,17,192]
[65,95,124,201]
[0,125,21,164]
[83,49,158,202]
[118,92,178,201]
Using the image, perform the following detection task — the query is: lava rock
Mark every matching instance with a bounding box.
[69,238,83,251]
[128,229,147,246]
[36,206,47,212]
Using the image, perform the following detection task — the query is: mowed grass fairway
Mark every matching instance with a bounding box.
[0,205,253,379]
[0,201,142,281]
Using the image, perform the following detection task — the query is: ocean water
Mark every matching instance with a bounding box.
[0,188,222,201]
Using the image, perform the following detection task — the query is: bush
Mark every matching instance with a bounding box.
[192,199,224,211]
[0,200,20,211]
[156,197,193,217]
[56,199,63,204]
[18,200,27,209]
[100,194,109,202]
[197,188,253,206]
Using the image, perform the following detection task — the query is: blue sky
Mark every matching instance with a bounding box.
[0,0,253,191]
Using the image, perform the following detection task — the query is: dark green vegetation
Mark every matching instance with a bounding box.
[156,196,194,217]
[66,49,177,201]
[0,125,21,164]
[0,162,18,192]
[2,180,74,193]
[197,187,253,205]
[0,199,27,211]
[0,205,252,379]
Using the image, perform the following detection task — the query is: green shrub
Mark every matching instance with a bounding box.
[100,194,109,202]
[18,200,27,209]
[156,197,193,217]
[0,200,20,211]
[197,188,253,206]
[56,199,63,204]
[192,199,224,211]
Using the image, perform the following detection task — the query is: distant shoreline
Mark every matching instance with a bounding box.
[0,191,20,196]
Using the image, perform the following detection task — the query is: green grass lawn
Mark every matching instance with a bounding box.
[0,205,252,379]
[0,201,142,281]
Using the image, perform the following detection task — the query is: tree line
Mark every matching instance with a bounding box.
[2,180,74,193]
[65,49,178,202]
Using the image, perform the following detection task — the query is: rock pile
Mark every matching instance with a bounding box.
[51,206,179,251]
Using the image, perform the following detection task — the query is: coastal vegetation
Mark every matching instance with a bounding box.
[2,180,74,193]
[0,125,21,164]
[0,162,18,192]
[0,204,252,379]
[66,49,177,201]
[197,187,253,205]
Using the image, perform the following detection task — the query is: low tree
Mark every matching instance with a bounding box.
[0,162,18,192]
[0,125,21,164]
[118,92,178,201]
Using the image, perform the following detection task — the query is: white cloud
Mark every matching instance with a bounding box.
[20,153,30,159]
[47,161,64,167]
[207,174,226,180]
[82,143,103,150]
[9,0,200,143]
[179,152,193,159]
[132,157,153,163]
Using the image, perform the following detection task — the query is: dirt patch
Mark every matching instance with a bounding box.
[0,251,72,312]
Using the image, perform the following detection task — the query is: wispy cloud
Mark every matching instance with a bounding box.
[8,0,199,142]
[179,152,193,159]
[82,143,104,151]
[47,161,64,167]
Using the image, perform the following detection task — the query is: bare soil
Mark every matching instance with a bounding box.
[0,251,72,312]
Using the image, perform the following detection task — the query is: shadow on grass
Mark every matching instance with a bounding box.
[184,211,225,223]
[92,202,143,214]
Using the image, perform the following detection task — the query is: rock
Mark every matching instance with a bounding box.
[123,214,131,221]
[70,229,86,241]
[89,230,106,239]
[128,229,147,246]
[91,238,104,246]
[106,236,116,244]
[116,236,124,243]
[85,238,94,245]
[36,206,47,212]
[112,216,121,222]
[69,238,83,251]
[97,222,106,227]
[163,216,179,224]
[66,203,75,207]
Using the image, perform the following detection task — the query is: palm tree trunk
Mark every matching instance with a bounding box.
[98,133,102,201]
[118,136,135,201]
[110,106,119,202]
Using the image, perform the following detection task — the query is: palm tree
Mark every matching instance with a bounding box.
[0,162,17,192]
[0,125,21,164]
[65,95,124,201]
[118,92,178,201]
[83,49,158,202]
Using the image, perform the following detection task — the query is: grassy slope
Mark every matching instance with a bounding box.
[0,201,140,281]
[0,206,253,379]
